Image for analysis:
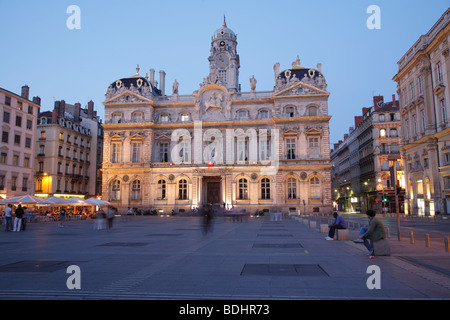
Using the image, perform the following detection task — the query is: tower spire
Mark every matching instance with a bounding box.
[222,15,227,28]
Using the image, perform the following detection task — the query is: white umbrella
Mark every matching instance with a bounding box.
[0,195,51,205]
[84,198,111,206]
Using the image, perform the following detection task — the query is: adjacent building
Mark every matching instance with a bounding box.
[101,20,333,214]
[393,8,450,215]
[34,100,103,199]
[331,95,404,213]
[0,85,41,199]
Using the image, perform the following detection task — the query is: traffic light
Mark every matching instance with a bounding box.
[383,197,389,203]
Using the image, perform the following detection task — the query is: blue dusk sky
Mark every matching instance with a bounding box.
[0,0,449,146]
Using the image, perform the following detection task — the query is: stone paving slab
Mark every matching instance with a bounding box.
[0,215,448,300]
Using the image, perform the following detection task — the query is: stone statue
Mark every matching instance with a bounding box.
[250,75,257,91]
[173,79,179,95]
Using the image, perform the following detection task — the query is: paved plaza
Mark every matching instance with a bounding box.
[0,214,449,300]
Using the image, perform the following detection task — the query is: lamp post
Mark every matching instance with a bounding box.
[388,154,401,240]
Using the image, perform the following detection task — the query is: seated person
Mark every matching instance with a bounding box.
[357,210,386,258]
[325,212,347,240]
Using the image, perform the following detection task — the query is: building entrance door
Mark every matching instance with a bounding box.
[203,176,222,205]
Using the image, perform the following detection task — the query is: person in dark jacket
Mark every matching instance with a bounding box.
[358,210,386,258]
[13,204,24,232]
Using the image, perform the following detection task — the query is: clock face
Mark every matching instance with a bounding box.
[216,54,228,68]
[220,41,225,46]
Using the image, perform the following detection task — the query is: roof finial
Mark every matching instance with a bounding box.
[222,15,227,28]
[136,64,140,75]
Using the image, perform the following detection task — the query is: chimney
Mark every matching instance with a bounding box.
[87,100,94,118]
[159,70,166,96]
[52,109,58,124]
[373,95,384,109]
[32,96,41,106]
[74,102,81,123]
[21,85,29,100]
[150,69,155,86]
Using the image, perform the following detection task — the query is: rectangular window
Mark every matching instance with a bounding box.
[441,99,447,124]
[286,138,296,159]
[1,131,8,143]
[12,154,19,166]
[24,157,30,168]
[309,137,320,158]
[437,62,443,82]
[159,143,168,162]
[3,111,10,123]
[0,152,7,164]
[25,137,31,148]
[14,134,20,146]
[4,96,11,106]
[112,143,121,163]
[132,142,141,163]
[15,116,22,127]
[421,110,426,132]
[418,76,423,94]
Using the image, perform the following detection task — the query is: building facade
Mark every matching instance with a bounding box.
[102,21,332,214]
[0,85,41,199]
[331,95,404,213]
[34,100,103,199]
[393,8,450,216]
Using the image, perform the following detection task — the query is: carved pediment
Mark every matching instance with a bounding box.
[193,83,232,121]
[104,90,153,105]
[273,81,329,98]
[281,128,301,136]
[304,127,323,135]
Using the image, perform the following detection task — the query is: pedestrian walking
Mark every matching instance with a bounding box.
[358,209,386,259]
[106,206,115,230]
[4,204,12,232]
[325,212,347,240]
[58,208,66,227]
[13,204,24,232]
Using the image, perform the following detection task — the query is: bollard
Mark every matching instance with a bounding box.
[445,237,449,253]
[410,232,415,244]
[425,234,430,248]
[387,227,390,239]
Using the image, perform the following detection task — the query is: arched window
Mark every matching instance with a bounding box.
[157,179,166,200]
[261,178,271,200]
[238,178,248,200]
[259,109,269,119]
[308,106,318,116]
[310,177,321,199]
[178,179,188,200]
[112,112,123,123]
[111,179,120,200]
[131,111,143,122]
[131,180,141,200]
[287,177,297,199]
[285,106,295,117]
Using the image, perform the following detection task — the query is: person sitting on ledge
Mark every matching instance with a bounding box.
[356,209,386,259]
[325,212,347,240]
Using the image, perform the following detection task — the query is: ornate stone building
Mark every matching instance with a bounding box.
[393,8,450,216]
[101,20,332,214]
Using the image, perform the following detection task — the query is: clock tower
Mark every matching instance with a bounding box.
[209,18,240,92]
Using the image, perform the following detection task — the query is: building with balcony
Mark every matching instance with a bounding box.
[0,85,41,199]
[393,8,450,215]
[101,20,332,215]
[331,95,404,213]
[34,100,103,199]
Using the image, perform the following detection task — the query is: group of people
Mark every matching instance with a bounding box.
[93,206,117,230]
[3,204,25,232]
[326,210,386,259]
